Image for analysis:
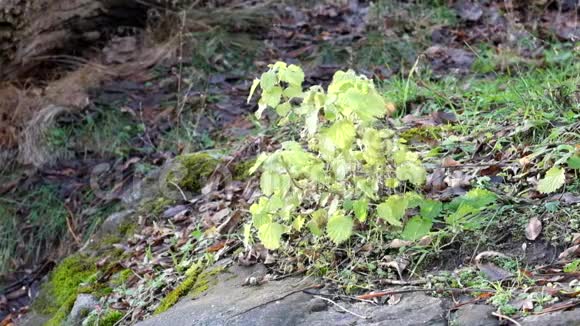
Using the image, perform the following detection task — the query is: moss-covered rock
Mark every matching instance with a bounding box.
[154,262,204,314]
[33,254,97,325]
[95,310,124,326]
[190,266,224,299]
[154,261,225,315]
[168,153,219,192]
[232,158,256,181]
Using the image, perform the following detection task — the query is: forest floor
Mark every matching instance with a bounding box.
[0,1,579,325]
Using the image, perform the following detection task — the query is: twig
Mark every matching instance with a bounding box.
[313,295,370,320]
[169,181,188,201]
[492,312,522,326]
[64,204,81,244]
[380,279,427,286]
[356,287,496,300]
[229,284,322,319]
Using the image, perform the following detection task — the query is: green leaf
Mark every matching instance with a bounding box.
[258,222,284,250]
[247,78,260,104]
[338,88,385,123]
[260,171,291,196]
[537,167,566,194]
[445,203,478,227]
[404,192,424,208]
[355,179,378,200]
[276,102,292,116]
[292,215,305,231]
[242,223,253,247]
[420,199,442,220]
[396,162,426,186]
[249,153,268,174]
[250,200,271,228]
[352,199,368,222]
[377,195,408,226]
[281,64,305,86]
[463,188,497,208]
[401,216,432,241]
[323,120,356,150]
[262,86,283,109]
[567,155,580,169]
[326,212,354,244]
[283,85,302,99]
[260,71,277,91]
[305,107,320,135]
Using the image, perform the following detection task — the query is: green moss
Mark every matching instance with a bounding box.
[44,294,77,326]
[34,254,97,316]
[98,310,124,326]
[141,197,175,216]
[232,159,256,181]
[170,153,219,192]
[154,262,204,314]
[78,283,113,298]
[111,268,133,287]
[190,266,224,299]
[118,221,138,236]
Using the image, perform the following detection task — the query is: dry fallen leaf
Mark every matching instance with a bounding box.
[525,217,542,241]
[388,239,413,248]
[441,156,460,168]
[558,245,580,260]
[478,263,513,281]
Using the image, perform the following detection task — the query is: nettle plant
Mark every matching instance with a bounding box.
[246,62,495,250]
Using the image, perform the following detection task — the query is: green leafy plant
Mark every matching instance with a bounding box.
[246,62,431,249]
[246,62,495,250]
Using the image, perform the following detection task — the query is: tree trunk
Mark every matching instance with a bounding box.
[0,0,152,79]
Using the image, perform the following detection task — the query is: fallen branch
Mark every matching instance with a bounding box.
[313,295,370,319]
[356,287,496,301]
[492,311,522,326]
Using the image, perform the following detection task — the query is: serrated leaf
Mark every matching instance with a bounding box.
[308,220,322,236]
[338,87,385,122]
[281,64,305,86]
[396,162,426,186]
[326,212,354,244]
[352,199,368,222]
[401,216,432,241]
[323,120,356,150]
[262,86,282,109]
[305,107,320,135]
[567,155,580,169]
[260,70,277,91]
[258,222,284,250]
[420,199,442,220]
[249,153,268,174]
[356,179,378,200]
[283,85,302,99]
[260,171,290,196]
[247,78,260,104]
[537,167,566,194]
[292,215,305,231]
[377,195,408,226]
[275,102,292,116]
[404,192,424,208]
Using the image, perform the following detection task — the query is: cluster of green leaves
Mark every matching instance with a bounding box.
[246,62,495,250]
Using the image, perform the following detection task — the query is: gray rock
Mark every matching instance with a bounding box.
[137,264,448,326]
[66,294,98,326]
[520,309,580,326]
[453,304,498,326]
[100,209,134,234]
